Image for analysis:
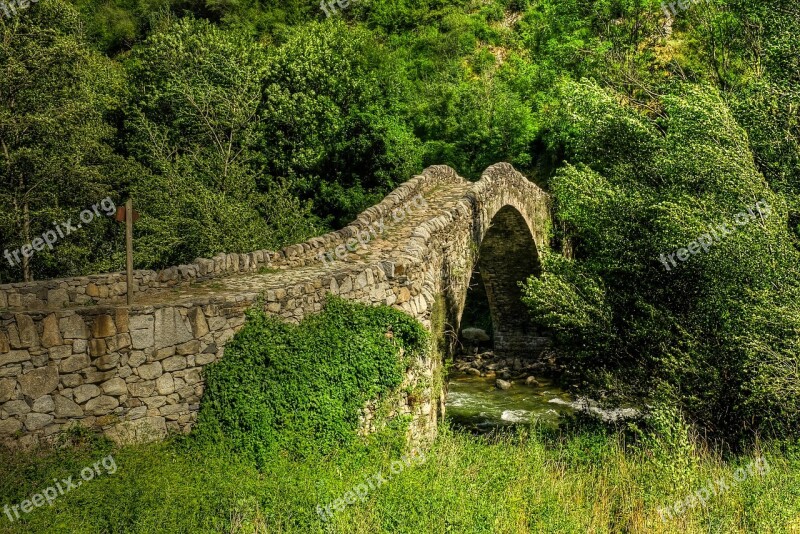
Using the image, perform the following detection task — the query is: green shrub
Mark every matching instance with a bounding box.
[194,296,429,466]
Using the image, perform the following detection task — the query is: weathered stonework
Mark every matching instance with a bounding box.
[0,163,550,448]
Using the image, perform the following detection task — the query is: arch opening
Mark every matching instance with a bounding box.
[445,205,567,433]
[474,205,543,359]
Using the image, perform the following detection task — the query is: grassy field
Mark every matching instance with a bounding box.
[1,422,798,534]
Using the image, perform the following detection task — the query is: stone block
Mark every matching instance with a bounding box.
[4,400,30,416]
[0,331,8,353]
[0,364,22,379]
[0,350,29,367]
[73,384,101,404]
[6,326,20,348]
[25,413,54,431]
[126,406,147,420]
[158,403,188,416]
[207,317,226,331]
[101,378,128,396]
[85,395,119,416]
[18,365,59,399]
[60,315,89,339]
[162,356,187,372]
[128,352,146,368]
[187,308,209,338]
[14,314,39,348]
[104,416,166,445]
[31,351,49,367]
[53,395,83,417]
[91,315,116,338]
[86,283,100,297]
[155,374,174,395]
[0,378,15,402]
[154,308,193,349]
[89,338,107,357]
[154,346,175,360]
[32,395,54,413]
[195,353,216,366]
[108,333,131,352]
[138,362,162,380]
[47,288,69,308]
[84,371,115,384]
[41,314,63,348]
[95,352,120,371]
[182,369,202,386]
[61,374,82,388]
[61,354,90,373]
[115,309,129,333]
[48,345,72,360]
[176,340,201,356]
[127,380,155,398]
[130,315,155,350]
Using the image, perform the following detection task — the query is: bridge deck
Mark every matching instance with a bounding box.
[131,179,471,309]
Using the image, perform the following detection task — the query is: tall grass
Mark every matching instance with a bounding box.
[1,423,798,533]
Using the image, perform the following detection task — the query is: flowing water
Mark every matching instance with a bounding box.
[445,374,576,433]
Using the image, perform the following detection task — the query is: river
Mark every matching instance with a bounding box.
[444,373,576,433]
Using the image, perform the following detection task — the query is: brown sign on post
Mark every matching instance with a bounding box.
[114,206,140,224]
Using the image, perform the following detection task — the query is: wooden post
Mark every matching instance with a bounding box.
[125,198,134,306]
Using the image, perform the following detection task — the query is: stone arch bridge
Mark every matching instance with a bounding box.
[0,164,550,446]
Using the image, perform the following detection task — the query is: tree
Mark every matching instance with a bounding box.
[0,0,131,282]
[124,16,317,268]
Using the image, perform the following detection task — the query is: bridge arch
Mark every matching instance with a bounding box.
[474,204,542,358]
[406,163,551,362]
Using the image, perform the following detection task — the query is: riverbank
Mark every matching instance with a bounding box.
[0,424,797,533]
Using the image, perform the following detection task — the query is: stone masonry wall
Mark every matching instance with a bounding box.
[0,302,249,447]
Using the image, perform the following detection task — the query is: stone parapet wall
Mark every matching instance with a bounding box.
[0,166,462,311]
[0,258,438,447]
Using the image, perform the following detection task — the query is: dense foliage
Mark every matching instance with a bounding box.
[194,297,428,465]
[0,0,797,442]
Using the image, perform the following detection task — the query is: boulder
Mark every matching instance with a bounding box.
[461,328,490,343]
[496,379,512,391]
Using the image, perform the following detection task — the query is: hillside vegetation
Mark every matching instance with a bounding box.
[1,1,799,531]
